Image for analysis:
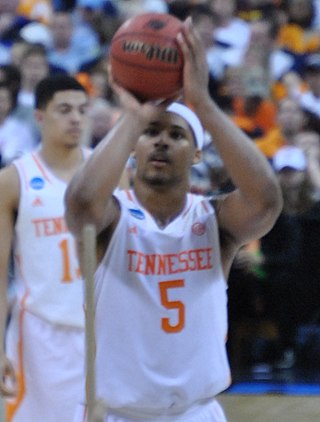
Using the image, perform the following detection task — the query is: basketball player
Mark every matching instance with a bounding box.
[0,75,90,421]
[65,18,282,422]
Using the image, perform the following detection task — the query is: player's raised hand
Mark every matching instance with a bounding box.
[177,17,210,108]
[0,355,17,398]
[108,64,172,123]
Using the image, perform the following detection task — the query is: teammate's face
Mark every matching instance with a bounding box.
[36,90,89,148]
[134,112,201,188]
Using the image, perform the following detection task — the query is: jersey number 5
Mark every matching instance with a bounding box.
[159,280,185,333]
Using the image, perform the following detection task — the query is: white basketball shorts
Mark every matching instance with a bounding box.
[5,308,84,422]
[74,398,228,422]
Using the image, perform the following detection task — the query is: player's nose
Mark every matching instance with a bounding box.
[70,108,83,122]
[155,131,170,147]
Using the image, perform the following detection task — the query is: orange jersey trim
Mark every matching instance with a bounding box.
[31,152,52,184]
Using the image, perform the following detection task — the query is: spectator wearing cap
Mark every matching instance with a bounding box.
[258,144,320,370]
[273,144,307,173]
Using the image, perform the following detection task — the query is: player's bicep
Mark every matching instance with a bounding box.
[215,189,271,247]
[0,167,19,281]
[65,188,119,237]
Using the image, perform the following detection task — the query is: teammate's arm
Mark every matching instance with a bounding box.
[0,166,20,398]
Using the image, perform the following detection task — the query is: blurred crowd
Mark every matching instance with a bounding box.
[1,0,320,377]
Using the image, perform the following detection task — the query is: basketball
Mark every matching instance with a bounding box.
[109,13,184,101]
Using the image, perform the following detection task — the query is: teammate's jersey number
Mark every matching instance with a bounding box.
[59,238,81,283]
[159,280,185,333]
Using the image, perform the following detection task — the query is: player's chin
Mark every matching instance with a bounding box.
[64,137,82,149]
[143,171,173,186]
[65,132,83,145]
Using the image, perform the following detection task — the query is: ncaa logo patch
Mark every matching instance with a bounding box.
[129,209,145,220]
[192,222,206,236]
[30,177,45,190]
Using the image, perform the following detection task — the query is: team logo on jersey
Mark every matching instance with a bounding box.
[192,222,206,236]
[30,177,45,190]
[129,225,138,234]
[32,197,43,207]
[129,209,145,220]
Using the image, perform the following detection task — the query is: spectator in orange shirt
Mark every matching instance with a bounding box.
[17,0,52,25]
[255,97,309,159]
[277,0,320,55]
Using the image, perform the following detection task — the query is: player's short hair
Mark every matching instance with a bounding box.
[35,74,87,110]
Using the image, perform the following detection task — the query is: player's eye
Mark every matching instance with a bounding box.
[57,105,71,114]
[79,105,88,115]
[170,130,184,140]
[144,127,160,137]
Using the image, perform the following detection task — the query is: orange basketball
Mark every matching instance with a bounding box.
[110,13,184,101]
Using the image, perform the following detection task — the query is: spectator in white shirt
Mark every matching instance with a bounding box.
[0,82,36,167]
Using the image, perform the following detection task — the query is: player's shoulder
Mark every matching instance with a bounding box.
[11,150,35,168]
[188,192,216,213]
[0,163,20,208]
[0,163,20,185]
[113,188,134,205]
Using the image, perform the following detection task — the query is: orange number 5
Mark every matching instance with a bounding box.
[159,280,185,333]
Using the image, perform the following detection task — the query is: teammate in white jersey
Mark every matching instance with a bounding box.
[65,18,283,422]
[0,75,90,421]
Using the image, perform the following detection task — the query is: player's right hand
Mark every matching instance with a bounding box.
[0,355,17,398]
[108,63,173,120]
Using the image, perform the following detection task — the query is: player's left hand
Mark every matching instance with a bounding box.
[177,17,210,108]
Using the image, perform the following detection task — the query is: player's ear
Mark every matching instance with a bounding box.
[34,109,43,125]
[192,149,202,165]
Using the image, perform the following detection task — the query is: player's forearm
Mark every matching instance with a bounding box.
[0,279,9,358]
[65,111,143,233]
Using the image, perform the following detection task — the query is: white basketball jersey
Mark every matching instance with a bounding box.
[95,190,231,414]
[12,149,88,328]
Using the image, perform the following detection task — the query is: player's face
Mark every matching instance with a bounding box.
[36,90,89,148]
[134,112,200,187]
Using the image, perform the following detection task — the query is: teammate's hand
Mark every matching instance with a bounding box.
[0,355,17,398]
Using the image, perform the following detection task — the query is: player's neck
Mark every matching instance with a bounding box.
[134,183,187,228]
[38,145,84,182]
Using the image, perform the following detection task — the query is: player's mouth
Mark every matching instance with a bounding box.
[149,153,170,167]
[68,128,82,136]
